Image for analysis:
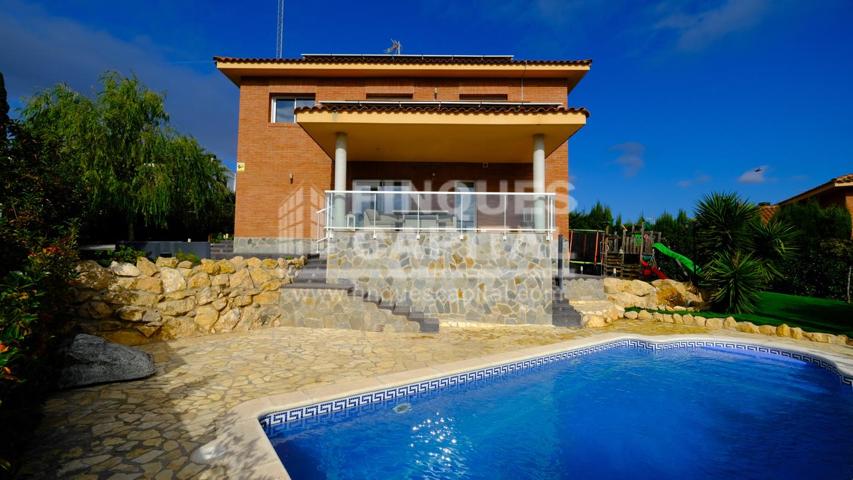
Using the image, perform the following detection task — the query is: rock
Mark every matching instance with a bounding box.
[582,315,608,328]
[74,261,114,290]
[246,257,262,268]
[790,327,804,340]
[672,313,683,324]
[758,325,777,336]
[194,306,219,332]
[804,331,832,343]
[216,259,236,274]
[136,257,158,276]
[187,272,210,289]
[705,317,724,329]
[607,292,647,308]
[637,310,652,320]
[196,287,216,306]
[159,268,186,294]
[177,260,193,269]
[262,258,278,269]
[133,277,162,294]
[624,310,639,320]
[249,267,272,286]
[776,324,791,337]
[135,324,161,338]
[260,279,282,292]
[155,257,178,268]
[116,306,147,322]
[159,316,196,339]
[142,310,161,325]
[199,259,219,275]
[216,308,241,332]
[157,298,195,316]
[693,315,706,327]
[603,278,624,294]
[625,280,656,297]
[212,274,230,286]
[723,317,737,329]
[253,291,279,305]
[229,269,254,290]
[682,314,694,325]
[233,295,252,307]
[736,322,760,334]
[833,334,848,345]
[84,301,114,319]
[212,298,227,311]
[110,262,140,277]
[57,334,155,389]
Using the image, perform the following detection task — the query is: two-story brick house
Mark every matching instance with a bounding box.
[215,54,591,325]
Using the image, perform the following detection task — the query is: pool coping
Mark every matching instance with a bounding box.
[203,332,853,479]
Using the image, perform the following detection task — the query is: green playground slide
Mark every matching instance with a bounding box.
[653,242,700,275]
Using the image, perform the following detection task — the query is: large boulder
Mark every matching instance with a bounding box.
[58,334,155,389]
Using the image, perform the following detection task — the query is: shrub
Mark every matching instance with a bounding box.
[704,251,765,313]
[175,251,201,265]
[93,245,147,267]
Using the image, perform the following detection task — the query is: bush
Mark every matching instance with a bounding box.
[175,251,201,265]
[693,192,796,312]
[93,245,147,267]
[0,72,82,475]
[704,251,765,313]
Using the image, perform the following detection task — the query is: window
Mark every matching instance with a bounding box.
[271,96,315,123]
[459,93,508,101]
[365,93,414,101]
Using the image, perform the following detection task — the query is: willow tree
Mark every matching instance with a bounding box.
[20,72,232,241]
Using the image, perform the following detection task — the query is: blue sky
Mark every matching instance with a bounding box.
[2,0,852,220]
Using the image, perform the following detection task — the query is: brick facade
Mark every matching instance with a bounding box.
[234,76,575,242]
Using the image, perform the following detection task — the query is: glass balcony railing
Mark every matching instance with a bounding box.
[321,190,556,234]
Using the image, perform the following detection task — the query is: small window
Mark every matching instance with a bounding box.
[365,93,414,101]
[271,96,315,123]
[459,93,508,101]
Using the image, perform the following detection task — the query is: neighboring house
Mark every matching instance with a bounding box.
[767,174,853,234]
[214,54,591,325]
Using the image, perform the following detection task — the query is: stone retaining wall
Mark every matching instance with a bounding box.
[326,231,554,324]
[71,256,304,345]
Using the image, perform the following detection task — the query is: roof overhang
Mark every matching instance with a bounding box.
[778,174,853,205]
[214,57,590,89]
[295,106,587,163]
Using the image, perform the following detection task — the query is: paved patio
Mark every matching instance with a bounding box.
[17,321,853,479]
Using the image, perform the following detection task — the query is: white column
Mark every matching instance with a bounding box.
[334,132,347,228]
[533,133,546,230]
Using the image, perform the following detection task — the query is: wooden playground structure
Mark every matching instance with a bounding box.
[566,225,663,279]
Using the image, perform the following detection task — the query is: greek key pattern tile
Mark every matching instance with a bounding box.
[260,339,852,431]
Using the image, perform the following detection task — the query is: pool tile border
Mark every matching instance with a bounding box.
[260,338,853,431]
[209,333,853,479]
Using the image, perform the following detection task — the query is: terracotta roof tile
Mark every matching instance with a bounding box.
[295,102,590,117]
[833,173,853,183]
[213,55,592,67]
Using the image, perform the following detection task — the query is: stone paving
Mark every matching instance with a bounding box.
[17,321,853,479]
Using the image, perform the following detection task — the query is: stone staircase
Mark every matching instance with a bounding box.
[291,254,439,333]
[551,276,582,327]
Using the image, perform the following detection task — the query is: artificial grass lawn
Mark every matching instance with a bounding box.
[632,291,853,337]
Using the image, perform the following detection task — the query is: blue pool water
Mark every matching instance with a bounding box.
[266,345,853,479]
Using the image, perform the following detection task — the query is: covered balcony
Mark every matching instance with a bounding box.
[295,101,588,235]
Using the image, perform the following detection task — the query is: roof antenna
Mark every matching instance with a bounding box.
[385,39,402,55]
[275,0,284,58]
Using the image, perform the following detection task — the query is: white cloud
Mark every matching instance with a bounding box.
[655,0,770,51]
[738,165,770,184]
[0,0,237,167]
[676,173,711,188]
[611,142,645,177]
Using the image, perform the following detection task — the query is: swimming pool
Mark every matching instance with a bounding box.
[262,340,853,479]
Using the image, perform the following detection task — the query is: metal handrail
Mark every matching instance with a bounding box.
[323,190,557,235]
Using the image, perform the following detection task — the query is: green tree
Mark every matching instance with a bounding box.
[0,72,82,475]
[21,72,233,241]
[693,192,796,312]
[772,201,852,299]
